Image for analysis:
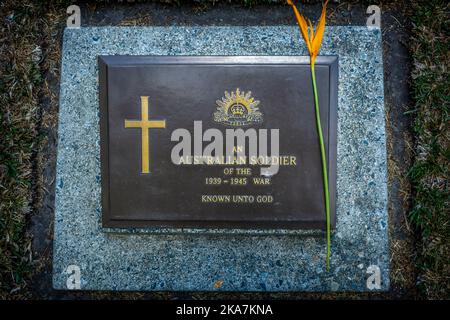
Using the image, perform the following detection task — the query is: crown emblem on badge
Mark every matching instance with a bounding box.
[214,88,263,127]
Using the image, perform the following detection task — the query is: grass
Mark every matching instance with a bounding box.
[408,0,450,299]
[0,1,46,298]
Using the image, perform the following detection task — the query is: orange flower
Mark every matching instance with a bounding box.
[288,0,332,271]
[287,0,329,67]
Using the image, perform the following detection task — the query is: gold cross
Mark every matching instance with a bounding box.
[124,96,166,174]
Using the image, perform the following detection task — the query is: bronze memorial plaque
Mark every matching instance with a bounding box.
[99,56,338,229]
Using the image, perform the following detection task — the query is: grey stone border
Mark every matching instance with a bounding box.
[54,26,388,291]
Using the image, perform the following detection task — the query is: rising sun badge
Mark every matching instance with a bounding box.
[214,88,263,127]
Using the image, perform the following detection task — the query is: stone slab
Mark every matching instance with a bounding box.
[53,26,388,291]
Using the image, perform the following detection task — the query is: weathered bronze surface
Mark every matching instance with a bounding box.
[99,56,338,229]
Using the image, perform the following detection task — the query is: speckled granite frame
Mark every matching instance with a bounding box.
[53,26,388,291]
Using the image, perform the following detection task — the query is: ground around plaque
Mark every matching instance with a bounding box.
[1,0,447,299]
[50,22,389,292]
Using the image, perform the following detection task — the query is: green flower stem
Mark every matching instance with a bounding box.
[310,64,331,271]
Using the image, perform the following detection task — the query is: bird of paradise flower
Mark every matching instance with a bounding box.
[287,0,331,270]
